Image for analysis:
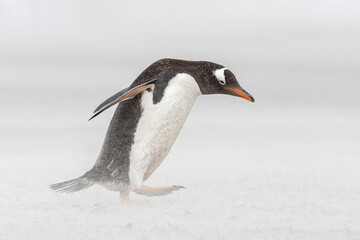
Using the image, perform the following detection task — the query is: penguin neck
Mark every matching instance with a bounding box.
[159,73,202,104]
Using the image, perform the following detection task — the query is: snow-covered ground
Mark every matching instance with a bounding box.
[1,63,359,239]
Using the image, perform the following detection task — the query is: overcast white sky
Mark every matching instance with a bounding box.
[1,0,359,66]
[0,0,359,111]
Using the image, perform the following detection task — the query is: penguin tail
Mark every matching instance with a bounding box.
[49,175,94,193]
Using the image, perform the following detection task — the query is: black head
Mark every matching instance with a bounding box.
[88,59,254,121]
[193,61,255,102]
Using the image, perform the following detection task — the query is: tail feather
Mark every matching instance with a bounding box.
[50,176,94,193]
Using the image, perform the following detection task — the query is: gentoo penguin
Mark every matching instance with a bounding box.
[50,58,254,201]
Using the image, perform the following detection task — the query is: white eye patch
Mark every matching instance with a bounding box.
[213,68,227,85]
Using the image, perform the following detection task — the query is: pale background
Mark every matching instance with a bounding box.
[1,0,360,239]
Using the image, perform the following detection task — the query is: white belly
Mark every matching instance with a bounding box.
[128,73,201,189]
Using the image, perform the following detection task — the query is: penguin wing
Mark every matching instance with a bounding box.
[89,79,156,121]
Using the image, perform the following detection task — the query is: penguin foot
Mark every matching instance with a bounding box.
[134,185,185,197]
[120,189,130,202]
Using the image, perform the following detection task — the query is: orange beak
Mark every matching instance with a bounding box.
[226,88,255,102]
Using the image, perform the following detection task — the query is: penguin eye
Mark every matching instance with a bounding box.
[214,68,227,86]
[218,79,226,85]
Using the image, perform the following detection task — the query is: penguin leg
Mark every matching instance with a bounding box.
[120,189,130,202]
[134,185,184,197]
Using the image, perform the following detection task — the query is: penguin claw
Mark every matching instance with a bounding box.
[172,185,185,190]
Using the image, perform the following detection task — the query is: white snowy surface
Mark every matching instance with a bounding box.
[1,74,359,239]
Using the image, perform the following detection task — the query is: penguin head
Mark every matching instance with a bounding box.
[195,62,255,102]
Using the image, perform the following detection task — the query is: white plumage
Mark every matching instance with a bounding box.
[128,73,201,189]
[213,67,227,84]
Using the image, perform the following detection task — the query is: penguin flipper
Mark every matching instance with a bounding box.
[89,79,156,121]
[93,87,129,114]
